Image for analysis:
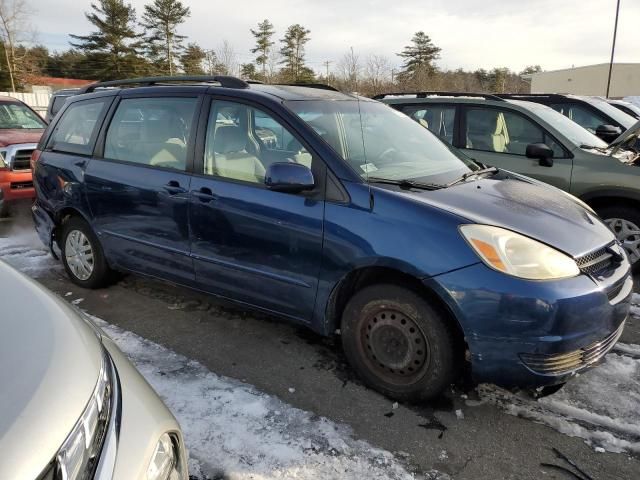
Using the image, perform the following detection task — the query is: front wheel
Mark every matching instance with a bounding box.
[596,204,640,267]
[341,284,459,401]
[61,217,114,288]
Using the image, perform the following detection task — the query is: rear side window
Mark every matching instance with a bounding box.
[399,105,455,144]
[464,107,566,158]
[48,98,109,155]
[104,97,198,171]
[51,96,69,116]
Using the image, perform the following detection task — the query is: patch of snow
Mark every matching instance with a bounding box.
[71,298,84,305]
[392,402,399,410]
[479,351,640,454]
[437,450,448,461]
[65,292,73,297]
[87,315,444,480]
[455,409,464,420]
[0,225,60,276]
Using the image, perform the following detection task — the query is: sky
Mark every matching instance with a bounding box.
[32,0,640,74]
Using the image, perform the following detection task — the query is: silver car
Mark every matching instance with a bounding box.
[0,260,188,480]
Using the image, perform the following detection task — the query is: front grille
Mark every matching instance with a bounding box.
[575,244,615,275]
[11,148,34,170]
[520,321,625,375]
[10,180,33,190]
[606,278,626,302]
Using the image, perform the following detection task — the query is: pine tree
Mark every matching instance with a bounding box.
[250,19,275,80]
[180,43,205,74]
[279,24,311,83]
[140,0,190,75]
[70,0,146,80]
[397,31,441,80]
[240,63,257,79]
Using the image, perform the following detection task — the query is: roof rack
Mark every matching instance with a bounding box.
[372,91,505,101]
[279,83,339,92]
[80,75,250,94]
[496,93,571,100]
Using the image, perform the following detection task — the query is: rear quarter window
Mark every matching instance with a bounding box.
[47,98,109,155]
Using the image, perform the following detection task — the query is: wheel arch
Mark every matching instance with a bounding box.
[324,265,466,348]
[580,189,640,212]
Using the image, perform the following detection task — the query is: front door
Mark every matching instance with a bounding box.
[460,106,573,191]
[85,95,200,283]
[189,99,325,321]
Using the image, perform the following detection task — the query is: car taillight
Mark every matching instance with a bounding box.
[30,149,41,171]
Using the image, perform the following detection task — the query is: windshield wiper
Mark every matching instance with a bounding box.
[367,177,443,190]
[446,166,499,187]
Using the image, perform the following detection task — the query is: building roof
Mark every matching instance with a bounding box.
[28,76,94,88]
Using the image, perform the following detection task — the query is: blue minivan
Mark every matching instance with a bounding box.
[32,76,631,400]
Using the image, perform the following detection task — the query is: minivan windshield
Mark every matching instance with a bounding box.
[0,102,46,129]
[515,101,608,149]
[286,100,475,185]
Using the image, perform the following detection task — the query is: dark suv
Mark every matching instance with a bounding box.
[32,76,630,400]
[496,93,636,143]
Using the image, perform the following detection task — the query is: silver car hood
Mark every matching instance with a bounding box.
[0,261,102,479]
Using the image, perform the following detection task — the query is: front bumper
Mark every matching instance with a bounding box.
[100,336,188,479]
[429,260,632,388]
[0,169,34,202]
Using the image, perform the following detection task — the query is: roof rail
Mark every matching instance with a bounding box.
[372,91,505,101]
[279,83,339,92]
[79,75,250,94]
[496,93,571,100]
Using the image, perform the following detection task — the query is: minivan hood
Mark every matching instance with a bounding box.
[402,175,614,257]
[0,262,102,480]
[0,128,44,147]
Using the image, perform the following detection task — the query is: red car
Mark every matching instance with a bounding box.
[0,96,46,216]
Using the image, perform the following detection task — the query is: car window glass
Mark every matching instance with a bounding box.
[48,99,108,155]
[464,108,564,158]
[204,101,313,184]
[400,105,455,144]
[104,97,197,171]
[51,96,69,116]
[550,103,609,134]
[0,103,45,129]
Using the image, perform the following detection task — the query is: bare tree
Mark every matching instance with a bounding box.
[215,40,238,76]
[337,47,360,91]
[266,49,281,83]
[0,0,32,92]
[364,54,391,95]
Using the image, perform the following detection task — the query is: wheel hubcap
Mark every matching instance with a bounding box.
[65,230,94,280]
[604,217,640,264]
[362,308,429,384]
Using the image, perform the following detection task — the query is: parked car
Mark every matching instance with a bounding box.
[495,93,636,143]
[32,76,631,400]
[0,260,188,480]
[0,96,46,216]
[45,88,81,123]
[379,92,640,266]
[606,98,640,120]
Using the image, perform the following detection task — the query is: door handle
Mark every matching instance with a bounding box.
[163,181,187,195]
[193,186,216,202]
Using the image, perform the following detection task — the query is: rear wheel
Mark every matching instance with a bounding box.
[596,204,640,267]
[61,217,114,288]
[341,284,459,401]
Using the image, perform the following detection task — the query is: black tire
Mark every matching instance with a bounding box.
[60,216,114,288]
[341,284,459,401]
[595,204,640,270]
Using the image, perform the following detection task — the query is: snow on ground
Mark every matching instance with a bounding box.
[90,315,444,480]
[0,223,60,275]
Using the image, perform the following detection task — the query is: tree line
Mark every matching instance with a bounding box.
[0,0,541,96]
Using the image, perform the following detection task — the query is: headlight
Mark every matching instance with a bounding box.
[460,224,580,280]
[56,350,113,480]
[147,433,184,480]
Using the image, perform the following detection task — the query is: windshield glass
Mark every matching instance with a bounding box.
[285,100,473,184]
[0,102,46,129]
[586,98,636,129]
[516,101,608,148]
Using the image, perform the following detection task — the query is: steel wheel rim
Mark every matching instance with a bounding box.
[360,307,430,385]
[604,217,640,264]
[65,230,94,281]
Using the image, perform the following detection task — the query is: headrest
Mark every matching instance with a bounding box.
[214,126,247,154]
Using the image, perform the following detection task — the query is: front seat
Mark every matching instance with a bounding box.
[211,126,266,183]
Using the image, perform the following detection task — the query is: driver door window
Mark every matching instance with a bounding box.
[464,108,565,158]
[204,101,314,184]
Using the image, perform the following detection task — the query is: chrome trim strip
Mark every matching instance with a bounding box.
[94,351,121,480]
[0,142,37,170]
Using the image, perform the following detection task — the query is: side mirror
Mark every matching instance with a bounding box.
[265,162,315,193]
[595,124,621,143]
[526,143,554,167]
